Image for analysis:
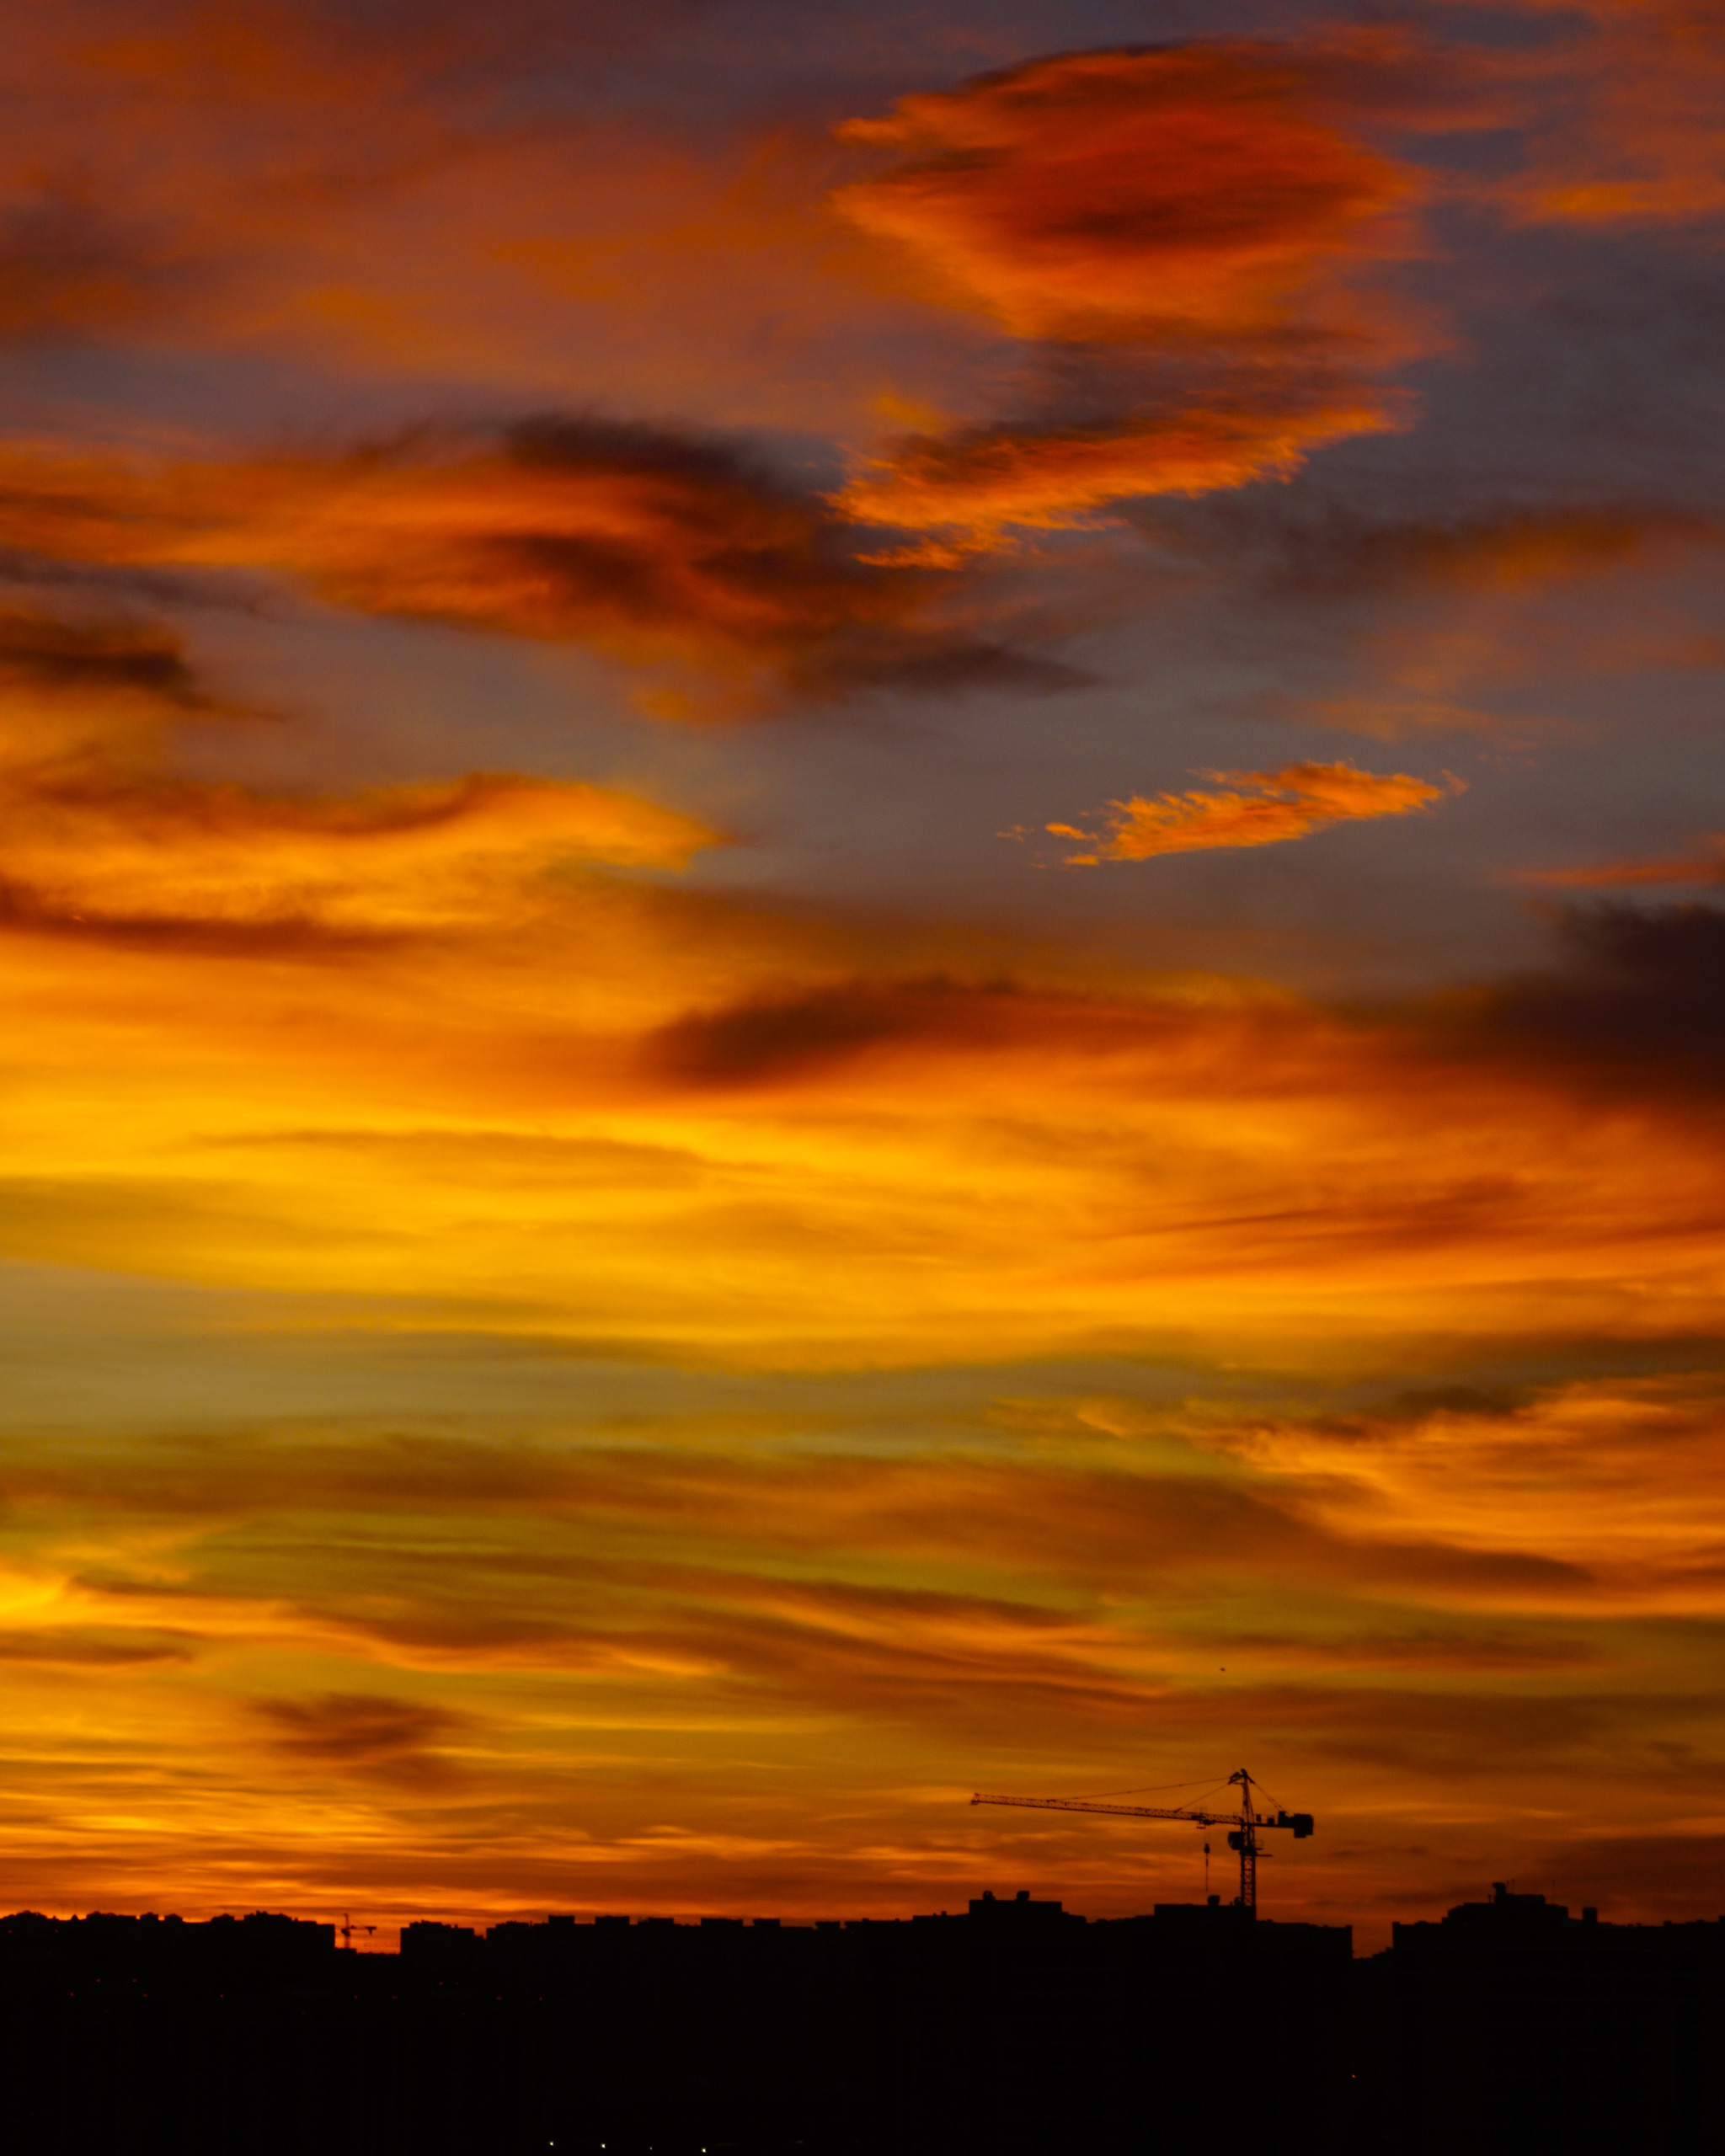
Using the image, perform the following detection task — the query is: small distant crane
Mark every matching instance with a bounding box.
[971,1765,1313,1914]
[336,1913,377,1950]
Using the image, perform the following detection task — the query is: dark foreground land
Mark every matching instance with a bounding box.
[0,1884,1718,2155]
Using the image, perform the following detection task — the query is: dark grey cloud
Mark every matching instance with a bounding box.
[0,606,210,706]
[1432,901,1725,1100]
[254,1691,467,1785]
[0,1626,198,1666]
[0,184,194,343]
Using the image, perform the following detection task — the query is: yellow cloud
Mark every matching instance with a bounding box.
[0,770,719,932]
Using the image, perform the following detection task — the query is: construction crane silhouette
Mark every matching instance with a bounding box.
[971,1766,1313,1914]
[336,1913,377,1949]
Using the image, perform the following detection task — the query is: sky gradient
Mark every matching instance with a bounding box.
[3,0,1725,1949]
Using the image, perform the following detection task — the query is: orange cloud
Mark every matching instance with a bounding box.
[0,3,996,446]
[1046,760,1455,864]
[0,863,1722,1927]
[0,604,237,803]
[1493,1,1725,226]
[6,880,1720,1377]
[1521,836,1725,889]
[832,39,1434,536]
[6,1358,1725,1929]
[3,7,1725,1939]
[1234,504,1725,600]
[0,597,718,935]
[254,1691,468,1789]
[0,606,210,709]
[1205,1371,1725,1610]
[0,769,718,934]
[0,424,1075,710]
[0,1,470,344]
[840,391,1397,532]
[834,42,1414,345]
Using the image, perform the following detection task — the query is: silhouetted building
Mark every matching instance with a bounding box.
[2,1886,1720,2152]
[1354,1882,1725,2154]
[399,1919,482,1968]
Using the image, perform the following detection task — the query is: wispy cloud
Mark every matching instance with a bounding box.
[1521,836,1725,889]
[254,1691,470,1787]
[0,421,1083,712]
[0,769,720,935]
[0,0,1722,1938]
[831,36,1458,537]
[1044,760,1456,864]
[833,40,1418,345]
[1491,0,1725,227]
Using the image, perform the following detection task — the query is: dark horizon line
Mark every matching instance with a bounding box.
[8,1879,1722,1951]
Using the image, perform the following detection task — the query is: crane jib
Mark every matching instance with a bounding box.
[970,1795,1314,1838]
[968,1773,1315,1913]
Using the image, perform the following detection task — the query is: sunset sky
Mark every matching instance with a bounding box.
[3,0,1724,1949]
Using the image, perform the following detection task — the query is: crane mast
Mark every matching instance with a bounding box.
[970,1766,1313,1913]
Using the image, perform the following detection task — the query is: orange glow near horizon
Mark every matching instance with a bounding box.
[1,0,1723,1951]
